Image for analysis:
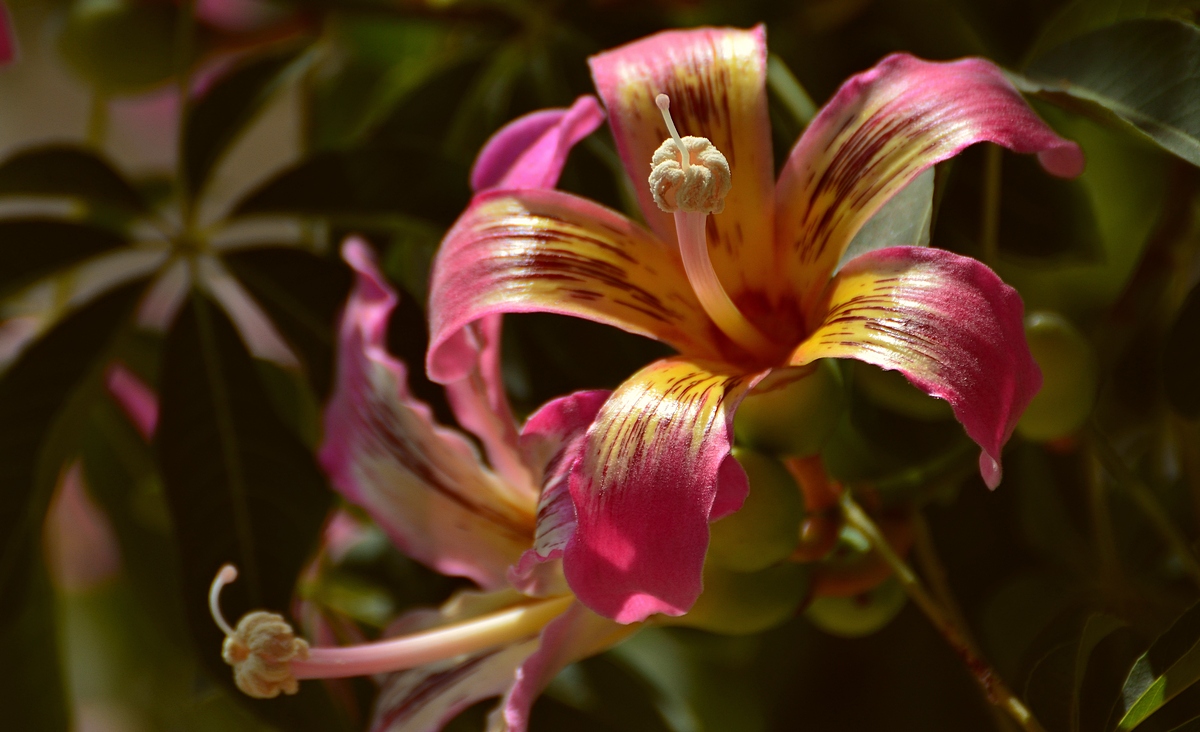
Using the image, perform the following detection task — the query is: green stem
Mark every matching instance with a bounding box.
[1089,422,1200,590]
[840,494,1046,732]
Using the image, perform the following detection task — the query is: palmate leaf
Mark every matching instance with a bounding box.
[1022,18,1200,168]
[0,283,141,731]
[1113,602,1200,730]
[156,293,348,731]
[0,219,129,300]
[0,145,148,215]
[184,45,317,201]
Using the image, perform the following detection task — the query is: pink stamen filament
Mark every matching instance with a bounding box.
[655,94,775,358]
[209,563,573,681]
[293,595,573,679]
[674,211,775,358]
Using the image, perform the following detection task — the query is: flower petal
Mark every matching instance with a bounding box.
[563,357,758,623]
[791,246,1041,489]
[427,188,724,384]
[320,239,534,590]
[471,96,605,192]
[0,2,16,65]
[589,25,776,301]
[370,642,540,732]
[776,53,1085,311]
[441,314,534,498]
[509,390,610,597]
[489,602,636,732]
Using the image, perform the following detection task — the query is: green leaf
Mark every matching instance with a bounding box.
[0,283,140,731]
[1026,0,1200,61]
[1167,715,1200,731]
[156,293,346,730]
[1024,19,1200,167]
[0,219,128,300]
[58,0,182,95]
[230,147,470,226]
[0,146,148,215]
[1163,281,1200,418]
[184,46,316,201]
[1115,601,1200,730]
[221,247,352,400]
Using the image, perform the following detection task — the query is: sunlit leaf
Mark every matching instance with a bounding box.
[1024,19,1200,168]
[184,46,316,200]
[0,146,148,215]
[156,293,347,730]
[1115,601,1200,730]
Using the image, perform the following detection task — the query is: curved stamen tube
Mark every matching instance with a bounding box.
[294,595,573,679]
[209,564,572,693]
[674,211,775,357]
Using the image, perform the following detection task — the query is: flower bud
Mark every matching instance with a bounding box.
[708,447,804,572]
[672,561,810,635]
[804,575,907,638]
[1016,312,1097,442]
[734,360,845,457]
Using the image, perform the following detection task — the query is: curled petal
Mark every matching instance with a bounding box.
[589,25,776,300]
[427,188,724,385]
[791,246,1041,489]
[320,239,534,590]
[471,96,605,192]
[371,641,540,732]
[564,358,759,623]
[441,314,533,498]
[509,390,610,596]
[776,53,1084,311]
[490,602,636,732]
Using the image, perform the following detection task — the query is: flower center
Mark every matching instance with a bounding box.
[209,564,571,698]
[649,94,774,359]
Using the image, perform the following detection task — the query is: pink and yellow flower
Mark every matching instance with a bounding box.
[426,26,1083,625]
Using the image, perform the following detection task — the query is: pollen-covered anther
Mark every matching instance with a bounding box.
[222,610,311,699]
[650,136,732,214]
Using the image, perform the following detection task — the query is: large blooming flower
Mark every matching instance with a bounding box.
[426,26,1084,624]
[207,236,635,732]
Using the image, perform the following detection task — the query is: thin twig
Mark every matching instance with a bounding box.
[841,493,1047,732]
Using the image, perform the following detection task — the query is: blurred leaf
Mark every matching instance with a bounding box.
[230,147,470,225]
[1024,19,1200,168]
[0,146,148,215]
[314,16,488,148]
[1026,0,1200,61]
[0,283,139,731]
[1115,601,1200,730]
[58,0,181,94]
[1168,715,1200,731]
[1163,281,1200,418]
[185,46,316,200]
[0,219,128,300]
[223,247,352,400]
[156,293,346,731]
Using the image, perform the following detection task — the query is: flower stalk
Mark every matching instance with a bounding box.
[839,493,1047,732]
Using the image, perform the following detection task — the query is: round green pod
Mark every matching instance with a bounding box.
[804,576,907,638]
[672,561,810,636]
[1016,312,1098,442]
[851,361,953,420]
[708,447,804,572]
[59,0,181,94]
[734,360,845,457]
